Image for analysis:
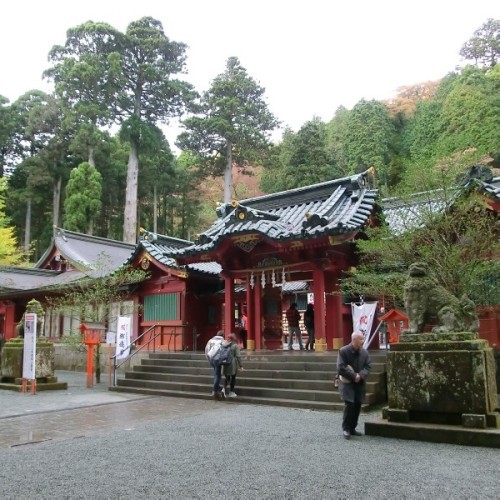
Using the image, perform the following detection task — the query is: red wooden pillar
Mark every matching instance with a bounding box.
[1,302,16,340]
[312,267,326,348]
[224,274,235,336]
[325,271,343,349]
[246,277,254,348]
[253,279,263,350]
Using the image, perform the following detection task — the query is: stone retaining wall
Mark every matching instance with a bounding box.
[54,344,148,374]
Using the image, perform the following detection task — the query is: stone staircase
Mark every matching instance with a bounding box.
[110,350,388,411]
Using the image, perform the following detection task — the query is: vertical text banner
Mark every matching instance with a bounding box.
[351,302,377,348]
[115,317,131,360]
[22,313,37,379]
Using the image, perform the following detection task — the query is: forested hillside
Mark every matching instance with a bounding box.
[0,17,498,263]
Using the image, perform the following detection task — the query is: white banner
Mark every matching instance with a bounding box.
[115,317,131,360]
[22,313,37,379]
[351,302,378,348]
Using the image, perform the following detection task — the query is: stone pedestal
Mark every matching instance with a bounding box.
[385,332,498,428]
[0,338,67,391]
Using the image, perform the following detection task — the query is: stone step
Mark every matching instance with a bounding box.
[130,364,386,387]
[125,369,385,392]
[117,378,338,402]
[109,384,354,412]
[148,350,389,361]
[125,371,336,392]
[140,357,387,373]
[115,376,379,405]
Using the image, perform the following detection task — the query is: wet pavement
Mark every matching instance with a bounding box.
[0,370,219,448]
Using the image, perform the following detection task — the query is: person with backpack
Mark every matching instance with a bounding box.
[205,331,225,399]
[222,332,244,398]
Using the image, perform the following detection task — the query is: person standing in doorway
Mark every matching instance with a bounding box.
[304,303,315,351]
[223,332,244,397]
[286,302,304,351]
[239,311,248,350]
[337,331,371,439]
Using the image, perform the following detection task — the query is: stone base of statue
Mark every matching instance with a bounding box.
[0,338,68,391]
[365,332,500,448]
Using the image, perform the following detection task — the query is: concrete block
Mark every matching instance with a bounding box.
[462,413,486,428]
[387,408,410,422]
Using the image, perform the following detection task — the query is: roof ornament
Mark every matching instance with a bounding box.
[140,228,158,242]
[216,202,231,218]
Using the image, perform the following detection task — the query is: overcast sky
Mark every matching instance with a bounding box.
[1,1,498,147]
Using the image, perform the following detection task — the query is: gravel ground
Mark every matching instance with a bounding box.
[1,402,499,499]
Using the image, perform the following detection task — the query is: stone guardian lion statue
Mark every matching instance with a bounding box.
[403,262,479,334]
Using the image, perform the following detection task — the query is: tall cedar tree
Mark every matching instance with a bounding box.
[177,57,278,203]
[117,17,195,243]
[44,22,122,167]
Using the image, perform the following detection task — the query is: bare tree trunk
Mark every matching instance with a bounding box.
[88,145,95,167]
[53,177,62,229]
[24,198,31,255]
[153,184,158,234]
[224,140,233,203]
[123,140,139,243]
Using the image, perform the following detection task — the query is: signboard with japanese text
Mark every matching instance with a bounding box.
[22,313,37,379]
[106,331,116,345]
[115,317,131,360]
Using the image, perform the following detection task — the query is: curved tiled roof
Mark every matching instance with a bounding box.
[37,227,135,277]
[0,266,86,295]
[127,231,222,276]
[382,173,500,235]
[175,170,379,257]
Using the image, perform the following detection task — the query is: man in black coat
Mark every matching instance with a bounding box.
[337,331,371,440]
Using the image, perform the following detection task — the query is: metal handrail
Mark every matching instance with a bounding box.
[111,324,159,386]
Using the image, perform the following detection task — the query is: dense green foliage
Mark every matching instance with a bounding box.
[63,162,103,234]
[263,64,499,197]
[0,177,22,264]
